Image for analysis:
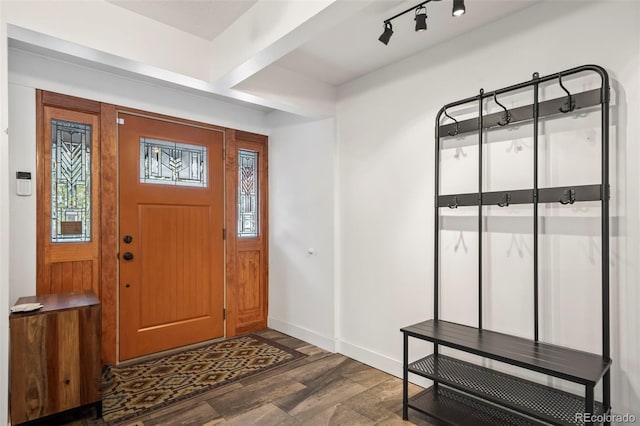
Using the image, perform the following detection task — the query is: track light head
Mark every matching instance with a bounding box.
[414,6,427,32]
[378,21,393,45]
[452,0,465,17]
[379,0,467,44]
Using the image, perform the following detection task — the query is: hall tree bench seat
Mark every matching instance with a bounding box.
[402,320,611,426]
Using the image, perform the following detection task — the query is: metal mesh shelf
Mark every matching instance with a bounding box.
[409,386,543,426]
[409,355,605,425]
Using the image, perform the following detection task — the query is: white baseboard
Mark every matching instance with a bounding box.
[337,340,402,377]
[337,340,432,388]
[268,317,336,353]
[266,319,430,388]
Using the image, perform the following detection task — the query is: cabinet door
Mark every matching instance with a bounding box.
[10,306,100,423]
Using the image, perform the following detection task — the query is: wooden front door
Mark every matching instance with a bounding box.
[118,112,225,360]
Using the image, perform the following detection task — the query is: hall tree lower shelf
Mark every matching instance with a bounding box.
[402,320,610,426]
[402,65,612,426]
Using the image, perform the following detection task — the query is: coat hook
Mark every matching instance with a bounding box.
[560,188,576,205]
[493,92,511,126]
[497,192,511,207]
[444,109,460,136]
[558,73,576,113]
[447,196,459,209]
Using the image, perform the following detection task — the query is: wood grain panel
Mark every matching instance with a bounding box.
[100,103,118,365]
[36,90,45,292]
[236,130,267,144]
[138,205,212,328]
[225,130,238,337]
[56,310,81,410]
[47,261,94,295]
[238,250,261,312]
[72,261,83,291]
[62,263,74,293]
[82,261,93,292]
[50,263,62,294]
[42,91,101,114]
[78,305,101,403]
[10,292,100,424]
[10,314,47,422]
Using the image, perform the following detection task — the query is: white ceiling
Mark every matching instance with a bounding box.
[106,0,538,88]
[275,0,539,86]
[9,0,542,116]
[107,0,258,41]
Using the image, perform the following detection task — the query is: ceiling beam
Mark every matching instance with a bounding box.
[7,25,328,117]
[212,0,378,89]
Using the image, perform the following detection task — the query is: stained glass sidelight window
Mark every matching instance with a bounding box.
[51,119,92,242]
[238,149,259,238]
[140,138,208,187]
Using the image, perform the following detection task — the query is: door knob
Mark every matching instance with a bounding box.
[123,252,134,261]
[123,235,133,244]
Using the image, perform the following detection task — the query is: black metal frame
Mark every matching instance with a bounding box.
[403,64,611,426]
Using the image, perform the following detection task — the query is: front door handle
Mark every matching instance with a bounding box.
[123,252,134,261]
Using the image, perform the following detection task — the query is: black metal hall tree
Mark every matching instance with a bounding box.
[401,64,611,426]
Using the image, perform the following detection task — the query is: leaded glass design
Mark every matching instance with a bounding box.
[140,138,207,187]
[238,149,259,238]
[51,119,92,243]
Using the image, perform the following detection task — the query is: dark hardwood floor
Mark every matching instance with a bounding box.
[51,329,436,425]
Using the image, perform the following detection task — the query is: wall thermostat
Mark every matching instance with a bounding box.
[16,171,32,196]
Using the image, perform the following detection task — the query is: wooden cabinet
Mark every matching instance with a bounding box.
[10,291,101,424]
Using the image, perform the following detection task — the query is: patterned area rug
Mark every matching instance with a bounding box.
[102,334,305,424]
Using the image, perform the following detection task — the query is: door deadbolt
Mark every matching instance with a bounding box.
[123,252,134,261]
[123,235,133,244]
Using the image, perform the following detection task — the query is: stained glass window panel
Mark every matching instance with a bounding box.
[51,119,92,243]
[140,138,207,187]
[238,149,259,238]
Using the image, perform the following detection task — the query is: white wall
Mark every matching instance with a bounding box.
[267,111,336,351]
[0,4,11,424]
[337,0,640,418]
[7,82,34,306]
[7,48,268,304]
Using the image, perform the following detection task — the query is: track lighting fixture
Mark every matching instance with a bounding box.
[452,0,466,17]
[414,6,427,32]
[378,21,394,45]
[379,0,465,45]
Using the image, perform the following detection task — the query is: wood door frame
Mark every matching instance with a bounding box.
[38,91,269,364]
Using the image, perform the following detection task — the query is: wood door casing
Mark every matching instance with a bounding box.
[37,98,101,297]
[118,112,225,360]
[226,130,269,336]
